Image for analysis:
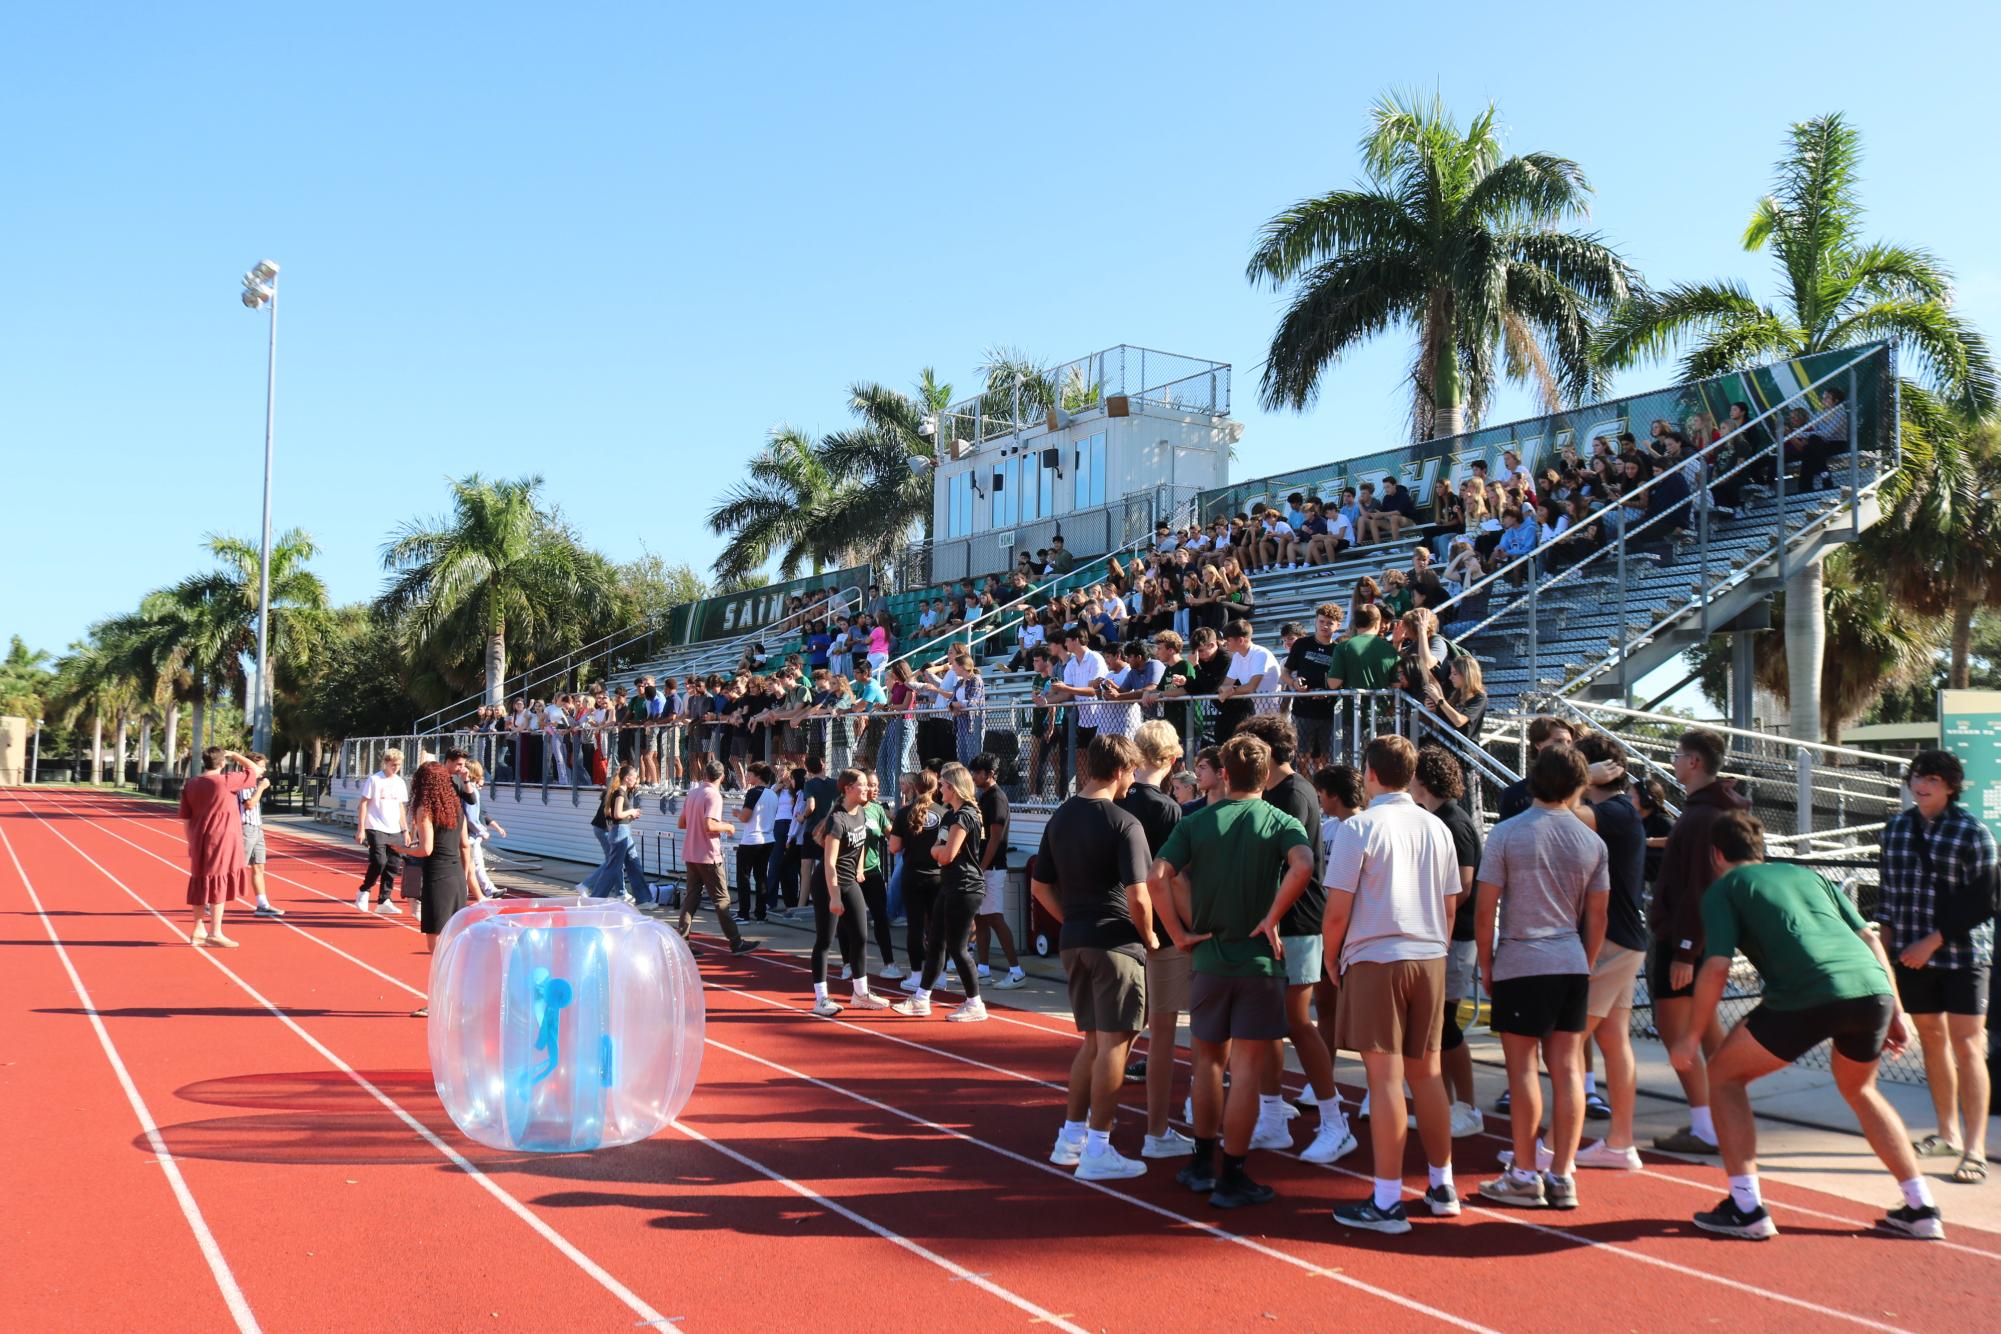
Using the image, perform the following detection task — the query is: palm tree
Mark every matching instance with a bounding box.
[1878,418,2001,687]
[0,637,53,721]
[816,368,954,563]
[1247,90,1638,440]
[704,427,851,583]
[1597,112,1998,741]
[379,474,621,709]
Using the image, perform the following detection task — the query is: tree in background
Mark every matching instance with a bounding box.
[817,368,952,562]
[1248,90,1636,440]
[0,637,56,725]
[1598,112,1997,742]
[378,474,621,708]
[705,427,851,584]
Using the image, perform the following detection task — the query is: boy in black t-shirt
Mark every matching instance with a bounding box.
[1034,734,1156,1180]
[971,754,1026,988]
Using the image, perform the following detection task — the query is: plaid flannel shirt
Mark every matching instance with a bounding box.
[1878,802,1996,970]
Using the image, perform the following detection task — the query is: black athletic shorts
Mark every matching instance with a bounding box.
[1893,963,1991,1017]
[1490,973,1590,1038]
[1743,993,1894,1063]
[1648,941,1695,1002]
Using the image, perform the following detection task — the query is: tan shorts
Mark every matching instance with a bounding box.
[1587,942,1646,1019]
[1062,947,1147,1033]
[1146,944,1191,1018]
[1335,958,1446,1059]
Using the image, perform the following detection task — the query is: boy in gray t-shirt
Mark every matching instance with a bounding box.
[1473,745,1609,1209]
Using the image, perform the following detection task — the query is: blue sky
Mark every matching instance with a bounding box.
[5,1,1998,656]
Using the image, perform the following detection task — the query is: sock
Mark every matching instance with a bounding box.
[256,891,272,908]
[1900,1177,1936,1210]
[1008,965,1024,978]
[977,963,991,975]
[850,980,869,1000]
[914,987,931,1002]
[1729,1173,1762,1212]
[1689,1106,1717,1143]
[1259,1094,1285,1121]
[1062,1118,1087,1141]
[1221,1151,1247,1180]
[1085,1127,1110,1153]
[1584,1072,1598,1097]
[1429,1162,1453,1190]
[1373,1177,1402,1210]
[1193,1136,1217,1170]
[813,981,829,1002]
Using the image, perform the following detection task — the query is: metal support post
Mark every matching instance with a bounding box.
[1795,747,1814,838]
[1848,366,1860,537]
[1617,524,1630,702]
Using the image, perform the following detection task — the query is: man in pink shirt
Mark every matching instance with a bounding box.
[678,759,759,954]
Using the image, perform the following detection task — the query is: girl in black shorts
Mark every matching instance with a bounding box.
[892,762,988,1023]
[890,771,944,988]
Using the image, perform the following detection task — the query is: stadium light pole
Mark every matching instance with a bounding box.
[240,260,280,756]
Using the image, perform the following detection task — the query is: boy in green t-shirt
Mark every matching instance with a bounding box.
[1327,604,1400,752]
[1674,811,1942,1243]
[1152,733,1312,1210]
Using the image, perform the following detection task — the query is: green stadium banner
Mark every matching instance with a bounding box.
[1195,342,1894,522]
[1939,689,2001,845]
[681,565,872,644]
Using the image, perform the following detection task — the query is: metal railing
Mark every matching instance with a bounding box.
[936,345,1231,449]
[928,486,1200,585]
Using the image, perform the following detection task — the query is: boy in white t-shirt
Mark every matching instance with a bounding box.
[354,748,411,914]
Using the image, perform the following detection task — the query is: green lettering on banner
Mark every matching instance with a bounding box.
[1939,689,2001,846]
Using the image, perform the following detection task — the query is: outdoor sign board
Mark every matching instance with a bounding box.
[1939,689,2001,845]
[678,565,871,644]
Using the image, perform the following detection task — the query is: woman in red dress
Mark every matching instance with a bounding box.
[179,747,265,948]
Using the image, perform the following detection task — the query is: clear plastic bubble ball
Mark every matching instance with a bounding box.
[428,897,704,1152]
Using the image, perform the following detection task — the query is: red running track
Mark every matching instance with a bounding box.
[4,786,1996,1333]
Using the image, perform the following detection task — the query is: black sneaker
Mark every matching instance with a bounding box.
[1125,1056,1148,1082]
[1584,1091,1611,1121]
[730,939,760,956]
[1209,1172,1276,1209]
[1175,1161,1218,1193]
[1494,1088,1512,1113]
[1333,1199,1412,1235]
[1692,1196,1777,1240]
[1423,1183,1461,1217]
[253,904,285,917]
[1879,1204,1945,1240]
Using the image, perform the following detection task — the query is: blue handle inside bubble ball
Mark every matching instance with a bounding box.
[527,969,574,1087]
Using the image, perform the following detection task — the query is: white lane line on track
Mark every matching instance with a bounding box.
[24,794,1100,1330]
[70,796,2001,1264]
[668,1116,1089,1333]
[4,794,671,1330]
[691,961,1915,1334]
[0,824,263,1334]
[698,1033,1498,1333]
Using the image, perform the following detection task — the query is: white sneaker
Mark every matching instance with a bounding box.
[891,995,931,1017]
[1050,1131,1086,1166]
[899,973,923,993]
[355,892,369,911]
[975,967,993,982]
[1076,1145,1147,1181]
[879,963,907,981]
[811,998,843,1018]
[375,900,405,915]
[1296,1085,1319,1108]
[1250,1118,1292,1151]
[1357,1093,1370,1119]
[1496,1139,1555,1171]
[1300,1120,1359,1165]
[946,998,988,1023]
[990,971,1027,990]
[1142,1128,1197,1158]
[1449,1102,1485,1139]
[1576,1138,1643,1171]
[840,964,853,981]
[1277,1100,1301,1120]
[849,991,890,1011]
[1183,1096,1193,1123]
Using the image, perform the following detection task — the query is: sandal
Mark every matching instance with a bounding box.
[1913,1134,1962,1158]
[1951,1153,1987,1185]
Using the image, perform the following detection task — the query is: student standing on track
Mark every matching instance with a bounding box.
[733,762,776,923]
[1476,745,1608,1210]
[893,762,990,1022]
[460,760,506,902]
[970,754,1026,990]
[1407,745,1486,1138]
[1312,764,1364,1078]
[400,759,471,1017]
[1572,734,1650,1170]
[1238,716,1355,1165]
[238,751,283,918]
[179,747,265,948]
[1322,735,1463,1234]
[789,755,840,919]
[677,760,757,955]
[1036,734,1158,1180]
[1677,812,1946,1241]
[859,771,904,980]
[1152,734,1313,1210]
[812,769,887,1016]
[1119,720,1195,1160]
[354,747,410,914]
[890,770,945,991]
[1650,728,1747,1156]
[1877,748,1995,1186]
